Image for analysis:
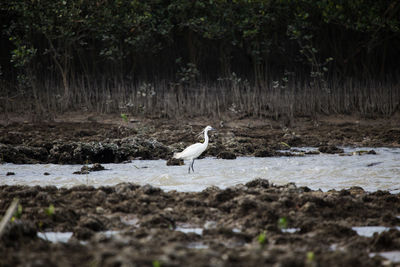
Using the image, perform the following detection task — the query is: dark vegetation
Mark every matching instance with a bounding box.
[1,0,399,119]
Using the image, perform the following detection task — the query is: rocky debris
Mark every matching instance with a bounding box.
[305,150,320,155]
[367,162,383,167]
[254,149,301,157]
[73,163,106,174]
[1,118,399,164]
[217,151,237,159]
[166,158,184,166]
[318,145,344,154]
[339,149,378,157]
[6,172,15,176]
[0,180,398,266]
[0,137,172,164]
[1,220,37,246]
[254,148,276,157]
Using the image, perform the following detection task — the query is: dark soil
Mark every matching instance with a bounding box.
[0,180,399,266]
[0,114,400,266]
[0,114,399,164]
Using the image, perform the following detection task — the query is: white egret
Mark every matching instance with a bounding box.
[173,125,216,173]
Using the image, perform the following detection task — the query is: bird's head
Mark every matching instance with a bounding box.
[197,126,216,139]
[204,125,216,132]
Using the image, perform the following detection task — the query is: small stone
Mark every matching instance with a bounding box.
[73,165,90,175]
[6,172,15,176]
[43,172,50,175]
[96,206,105,214]
[166,158,184,166]
[305,150,320,155]
[245,178,269,188]
[254,149,276,157]
[217,151,236,159]
[89,163,105,171]
[318,145,344,154]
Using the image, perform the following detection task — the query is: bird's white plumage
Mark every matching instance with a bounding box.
[173,125,215,173]
[174,143,204,160]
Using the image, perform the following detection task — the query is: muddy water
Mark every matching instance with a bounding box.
[2,147,399,192]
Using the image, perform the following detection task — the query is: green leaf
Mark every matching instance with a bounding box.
[120,113,128,122]
[45,204,55,216]
[257,231,267,245]
[307,251,315,262]
[278,217,288,229]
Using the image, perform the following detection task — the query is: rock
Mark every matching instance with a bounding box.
[140,184,162,195]
[367,162,382,167]
[73,163,105,174]
[6,172,15,176]
[318,145,344,154]
[245,179,270,189]
[78,216,105,232]
[140,214,175,228]
[254,148,276,157]
[73,226,94,240]
[1,220,37,245]
[89,163,105,171]
[286,136,303,147]
[217,151,236,159]
[305,150,320,155]
[73,166,90,175]
[166,158,184,166]
[214,188,237,203]
[43,172,50,175]
[300,201,316,212]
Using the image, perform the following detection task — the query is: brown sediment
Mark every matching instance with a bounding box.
[0,180,399,266]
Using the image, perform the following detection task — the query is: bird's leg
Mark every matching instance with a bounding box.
[191,159,195,173]
[188,164,191,173]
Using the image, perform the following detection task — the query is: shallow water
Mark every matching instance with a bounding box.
[370,251,400,263]
[1,147,399,193]
[352,226,400,237]
[37,232,72,243]
[37,230,119,243]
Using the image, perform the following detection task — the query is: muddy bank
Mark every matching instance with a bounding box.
[0,115,399,164]
[0,179,399,266]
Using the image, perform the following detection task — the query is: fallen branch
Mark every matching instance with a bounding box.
[0,198,20,238]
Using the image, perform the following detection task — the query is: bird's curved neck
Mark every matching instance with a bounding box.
[203,130,209,146]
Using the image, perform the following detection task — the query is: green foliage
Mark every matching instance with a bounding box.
[11,203,23,222]
[257,231,267,245]
[278,217,288,230]
[45,204,55,217]
[120,113,128,122]
[280,142,291,148]
[3,0,399,80]
[307,251,315,262]
[152,260,161,267]
[1,0,399,112]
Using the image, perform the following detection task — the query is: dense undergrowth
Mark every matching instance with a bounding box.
[0,0,399,119]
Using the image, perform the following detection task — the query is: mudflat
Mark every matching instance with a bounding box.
[1,114,399,164]
[0,113,399,266]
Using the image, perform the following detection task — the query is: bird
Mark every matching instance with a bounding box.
[173,125,216,173]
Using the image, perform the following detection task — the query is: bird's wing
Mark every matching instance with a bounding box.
[173,143,203,160]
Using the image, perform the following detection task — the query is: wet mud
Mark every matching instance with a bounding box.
[1,180,399,266]
[0,115,399,164]
[1,114,400,266]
